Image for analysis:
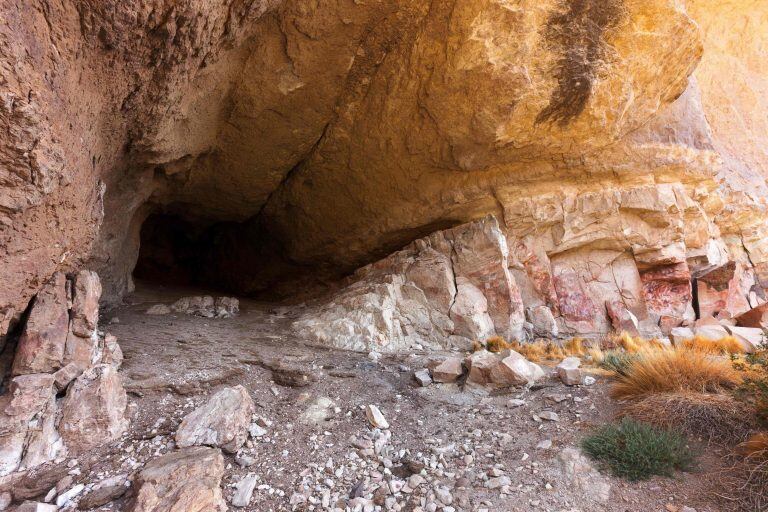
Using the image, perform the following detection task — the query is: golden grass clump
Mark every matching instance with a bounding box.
[611,347,742,400]
[620,392,754,444]
[564,337,586,356]
[684,335,746,355]
[485,336,513,353]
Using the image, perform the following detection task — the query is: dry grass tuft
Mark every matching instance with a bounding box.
[720,434,768,512]
[684,335,746,355]
[564,337,586,356]
[611,347,742,400]
[620,392,754,444]
[485,336,513,353]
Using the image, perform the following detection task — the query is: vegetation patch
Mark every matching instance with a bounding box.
[581,418,695,481]
[620,392,754,444]
[611,347,741,400]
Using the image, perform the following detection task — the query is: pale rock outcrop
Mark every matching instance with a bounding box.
[176,386,255,454]
[58,364,128,454]
[526,306,558,338]
[130,447,227,512]
[294,217,523,352]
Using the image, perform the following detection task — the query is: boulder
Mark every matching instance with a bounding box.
[78,474,129,509]
[526,306,558,338]
[450,279,495,340]
[130,447,226,512]
[735,303,768,328]
[489,350,544,386]
[464,350,500,386]
[605,300,640,336]
[724,325,765,352]
[0,374,62,476]
[557,357,582,386]
[58,364,128,453]
[11,274,69,376]
[431,358,464,383]
[669,326,694,345]
[175,386,254,454]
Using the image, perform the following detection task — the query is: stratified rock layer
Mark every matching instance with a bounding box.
[1,2,768,351]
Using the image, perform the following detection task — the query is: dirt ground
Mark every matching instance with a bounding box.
[51,282,731,511]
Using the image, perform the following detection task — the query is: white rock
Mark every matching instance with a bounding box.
[365,405,389,429]
[55,484,85,507]
[556,357,582,386]
[232,473,258,507]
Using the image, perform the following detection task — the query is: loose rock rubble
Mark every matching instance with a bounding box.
[169,296,240,319]
[0,271,127,477]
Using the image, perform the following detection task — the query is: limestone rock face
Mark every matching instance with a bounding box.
[131,447,227,512]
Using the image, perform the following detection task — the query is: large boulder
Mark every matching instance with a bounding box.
[175,386,255,454]
[130,447,227,512]
[58,364,128,453]
[490,351,544,387]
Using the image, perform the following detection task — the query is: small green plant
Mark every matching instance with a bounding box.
[581,418,695,481]
[599,350,639,376]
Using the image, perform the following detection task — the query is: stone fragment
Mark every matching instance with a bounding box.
[130,447,226,512]
[231,473,258,507]
[55,483,84,507]
[0,492,9,511]
[735,303,768,328]
[299,397,335,425]
[0,374,62,476]
[485,476,511,489]
[526,306,558,337]
[605,300,640,336]
[538,411,559,422]
[78,474,128,509]
[464,351,499,385]
[52,363,81,391]
[556,357,582,386]
[175,386,254,454]
[431,358,464,383]
[62,328,98,371]
[489,350,543,386]
[365,405,389,429]
[558,448,611,503]
[70,270,101,338]
[145,304,171,315]
[58,364,128,454]
[12,273,69,376]
[413,369,432,387]
[15,503,57,512]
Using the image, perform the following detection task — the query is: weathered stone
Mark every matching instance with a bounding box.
[15,503,57,512]
[58,364,128,454]
[70,270,101,338]
[735,303,768,328]
[0,374,63,476]
[489,351,544,387]
[413,369,432,387]
[431,358,464,384]
[365,405,389,429]
[130,447,226,512]
[62,329,98,371]
[526,306,558,338]
[145,304,171,315]
[100,333,123,368]
[12,274,69,376]
[605,300,640,336]
[670,327,695,345]
[465,351,499,386]
[52,363,82,392]
[231,473,257,507]
[176,386,254,454]
[77,474,128,509]
[556,357,582,386]
[724,326,765,352]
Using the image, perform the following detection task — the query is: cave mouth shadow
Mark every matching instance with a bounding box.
[133,211,327,300]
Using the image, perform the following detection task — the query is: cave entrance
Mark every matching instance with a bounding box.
[133,211,322,299]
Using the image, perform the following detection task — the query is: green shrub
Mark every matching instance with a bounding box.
[600,350,640,376]
[581,418,695,481]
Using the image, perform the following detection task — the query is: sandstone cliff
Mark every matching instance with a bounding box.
[2,0,768,346]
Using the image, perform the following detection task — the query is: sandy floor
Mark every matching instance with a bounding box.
[59,282,730,511]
